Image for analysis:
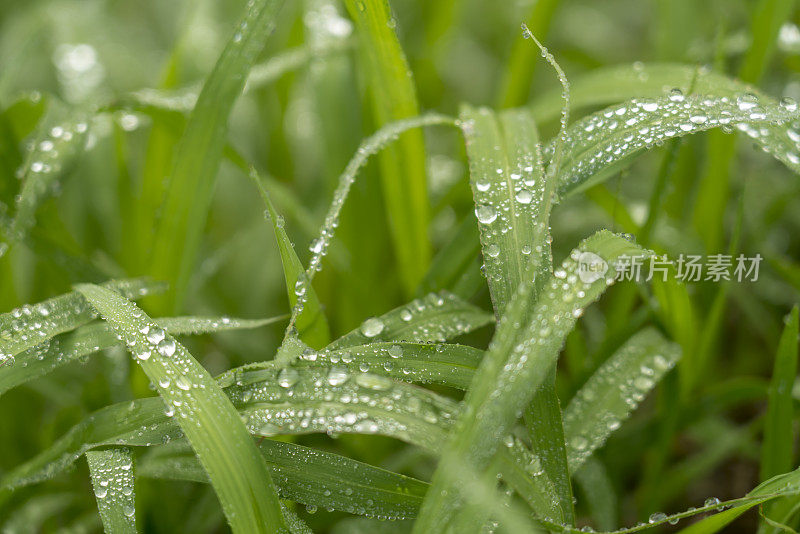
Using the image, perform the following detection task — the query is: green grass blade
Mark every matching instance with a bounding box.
[231,367,456,452]
[7,114,89,245]
[0,365,457,489]
[458,105,550,314]
[760,306,800,530]
[0,360,563,524]
[327,291,492,349]
[737,0,795,95]
[523,372,574,524]
[250,169,329,348]
[0,314,284,397]
[0,278,163,363]
[138,440,427,520]
[343,0,430,296]
[86,448,136,533]
[563,327,681,471]
[292,341,483,390]
[549,93,800,198]
[414,231,650,532]
[74,284,287,533]
[148,0,286,312]
[0,396,181,490]
[573,458,617,532]
[761,306,799,481]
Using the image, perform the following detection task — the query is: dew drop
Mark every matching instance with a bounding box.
[360,317,385,338]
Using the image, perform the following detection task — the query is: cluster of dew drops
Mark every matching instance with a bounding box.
[89,450,135,520]
[544,87,800,189]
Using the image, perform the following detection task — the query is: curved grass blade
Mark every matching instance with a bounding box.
[414,231,650,532]
[0,278,163,365]
[299,112,454,293]
[327,291,492,350]
[74,284,287,533]
[530,468,800,533]
[563,327,681,471]
[230,367,456,452]
[292,341,483,390]
[1,397,180,491]
[148,0,287,312]
[138,440,427,520]
[7,114,90,244]
[250,168,329,348]
[343,0,430,296]
[548,93,800,198]
[460,83,575,527]
[0,314,285,397]
[86,448,136,533]
[2,363,552,523]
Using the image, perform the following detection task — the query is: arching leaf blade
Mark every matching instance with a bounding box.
[74,284,287,533]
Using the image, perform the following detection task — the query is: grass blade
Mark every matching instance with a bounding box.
[74,284,287,533]
[458,105,550,314]
[0,278,163,364]
[343,0,430,296]
[761,306,799,481]
[760,306,800,530]
[138,440,427,520]
[0,314,284,397]
[148,0,286,312]
[327,291,492,349]
[1,362,563,524]
[231,367,455,452]
[548,93,799,198]
[414,231,650,532]
[7,114,89,244]
[86,448,136,533]
[563,327,681,471]
[250,168,330,348]
[293,341,483,390]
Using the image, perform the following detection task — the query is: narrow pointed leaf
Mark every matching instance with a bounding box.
[86,448,136,533]
[0,278,163,363]
[149,0,287,311]
[343,0,430,295]
[293,341,483,390]
[0,314,284,396]
[548,93,800,197]
[459,105,551,313]
[7,114,89,244]
[563,327,681,471]
[74,284,287,533]
[251,170,329,348]
[327,291,492,350]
